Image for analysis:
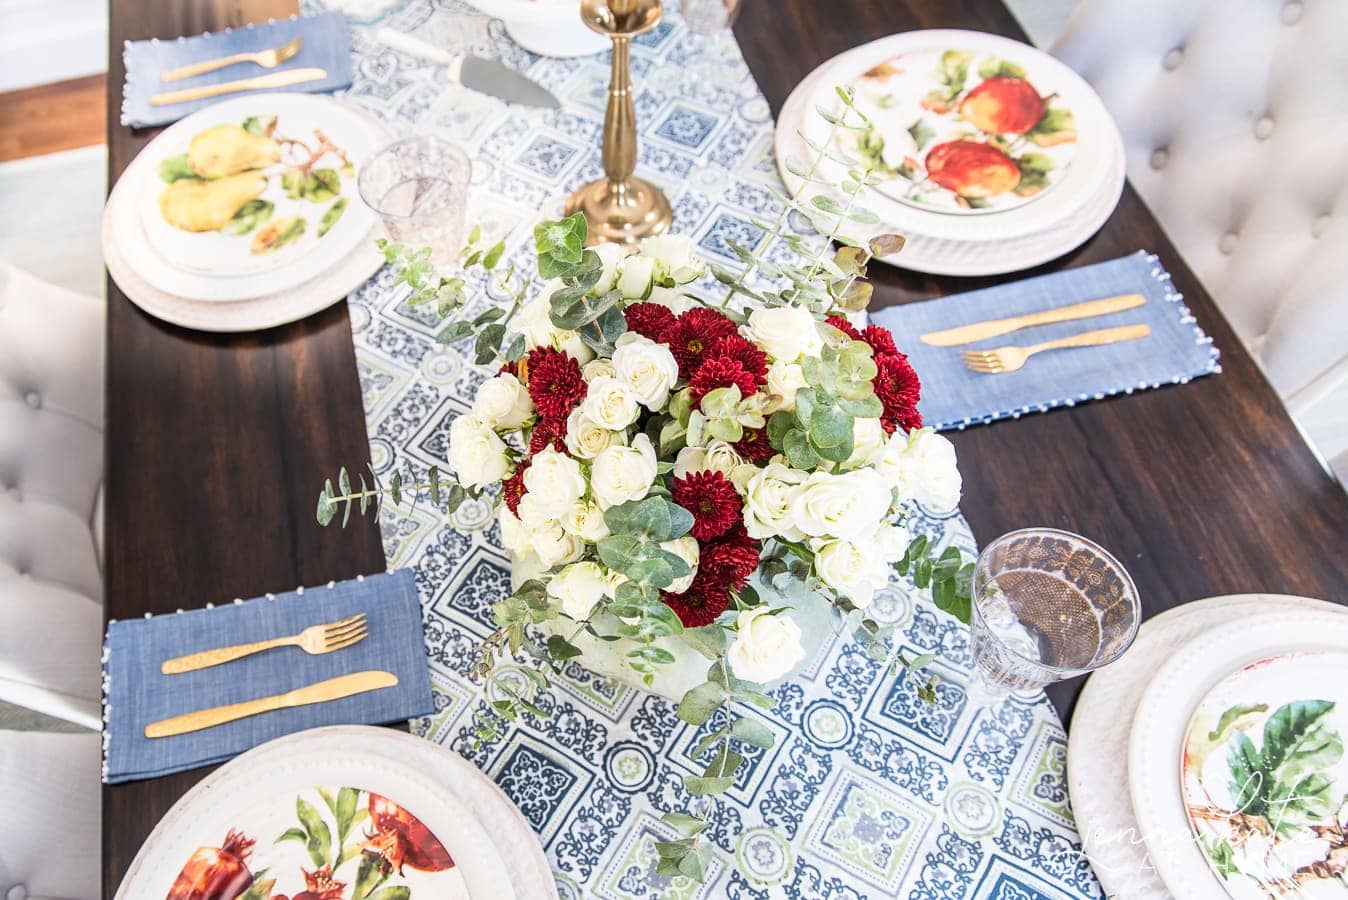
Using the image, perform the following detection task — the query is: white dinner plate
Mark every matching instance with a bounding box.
[104,177,382,332]
[117,726,554,899]
[111,94,390,301]
[1181,650,1348,899]
[775,30,1125,275]
[1128,608,1348,899]
[1067,594,1344,900]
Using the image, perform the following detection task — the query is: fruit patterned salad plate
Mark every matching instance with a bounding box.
[116,727,524,900]
[123,94,384,295]
[1181,651,1348,899]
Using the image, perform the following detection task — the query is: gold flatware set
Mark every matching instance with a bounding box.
[148,38,323,106]
[917,292,1152,374]
[147,613,386,738]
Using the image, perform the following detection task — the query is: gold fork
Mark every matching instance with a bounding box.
[961,323,1152,374]
[160,36,303,82]
[160,613,368,674]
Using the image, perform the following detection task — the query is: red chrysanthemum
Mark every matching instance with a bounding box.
[733,426,776,463]
[707,333,768,382]
[623,302,677,342]
[498,360,518,378]
[689,356,759,407]
[825,315,862,341]
[661,572,732,628]
[528,417,568,455]
[671,470,742,540]
[874,351,923,434]
[501,460,529,515]
[663,307,739,378]
[524,346,587,419]
[701,525,761,590]
[862,324,899,358]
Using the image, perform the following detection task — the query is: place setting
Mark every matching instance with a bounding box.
[55,0,1343,898]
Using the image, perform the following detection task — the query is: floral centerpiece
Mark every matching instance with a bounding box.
[319,88,974,882]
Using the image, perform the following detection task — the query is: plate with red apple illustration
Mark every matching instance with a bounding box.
[116,727,540,900]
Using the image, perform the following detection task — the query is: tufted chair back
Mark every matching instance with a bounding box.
[0,265,104,728]
[1054,0,1348,471]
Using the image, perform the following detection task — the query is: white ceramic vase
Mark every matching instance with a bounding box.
[509,554,837,702]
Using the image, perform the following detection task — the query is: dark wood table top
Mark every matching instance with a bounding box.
[103,0,1348,892]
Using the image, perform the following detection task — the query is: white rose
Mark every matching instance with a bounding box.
[873,521,911,564]
[522,449,586,518]
[647,285,691,314]
[590,434,657,508]
[497,507,531,556]
[616,254,655,300]
[582,358,616,381]
[561,499,611,541]
[661,535,700,593]
[472,373,533,429]
[673,440,743,479]
[447,415,510,489]
[845,417,886,468]
[903,429,962,512]
[728,606,806,683]
[814,539,888,608]
[515,493,553,531]
[581,376,640,430]
[517,289,595,364]
[743,462,808,541]
[790,469,893,541]
[639,234,704,285]
[565,406,624,459]
[612,332,679,410]
[547,561,610,620]
[590,241,629,296]
[744,306,823,362]
[764,360,807,412]
[529,521,584,568]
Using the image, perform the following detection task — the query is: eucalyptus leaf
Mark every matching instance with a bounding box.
[677,681,727,727]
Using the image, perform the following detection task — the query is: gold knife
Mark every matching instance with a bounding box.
[148,66,327,107]
[919,292,1147,347]
[144,670,398,738]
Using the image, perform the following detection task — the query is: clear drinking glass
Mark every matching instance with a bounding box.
[357,136,471,266]
[677,0,743,91]
[966,527,1140,703]
[679,0,742,34]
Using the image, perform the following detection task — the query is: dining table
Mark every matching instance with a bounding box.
[101,0,1348,893]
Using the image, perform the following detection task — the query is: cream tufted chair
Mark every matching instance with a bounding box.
[0,730,100,899]
[0,265,104,728]
[1054,0,1348,479]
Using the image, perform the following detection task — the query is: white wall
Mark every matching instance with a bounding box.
[0,0,108,92]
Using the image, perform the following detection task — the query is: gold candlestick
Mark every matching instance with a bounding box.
[565,0,673,245]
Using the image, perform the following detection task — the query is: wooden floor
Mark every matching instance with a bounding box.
[0,74,107,162]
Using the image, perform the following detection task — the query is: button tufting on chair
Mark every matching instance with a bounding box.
[1055,0,1348,483]
[0,264,104,729]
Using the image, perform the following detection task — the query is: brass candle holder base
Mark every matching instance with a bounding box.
[565,175,672,245]
[568,0,673,246]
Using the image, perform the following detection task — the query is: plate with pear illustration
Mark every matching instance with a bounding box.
[839,46,1079,215]
[1181,651,1348,899]
[132,93,383,283]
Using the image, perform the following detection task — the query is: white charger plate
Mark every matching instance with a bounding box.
[111,94,390,301]
[775,31,1126,275]
[1127,607,1348,898]
[117,726,555,899]
[1067,594,1344,900]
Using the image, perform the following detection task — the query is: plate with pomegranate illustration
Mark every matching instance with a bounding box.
[116,727,552,899]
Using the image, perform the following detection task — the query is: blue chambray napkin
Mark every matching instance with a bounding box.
[121,12,354,128]
[102,570,431,783]
[868,251,1221,430]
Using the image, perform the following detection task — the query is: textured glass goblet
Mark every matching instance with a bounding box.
[357,136,470,267]
[966,527,1140,704]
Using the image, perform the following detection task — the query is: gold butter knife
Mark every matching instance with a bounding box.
[148,66,327,107]
[919,292,1146,347]
[144,670,398,738]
